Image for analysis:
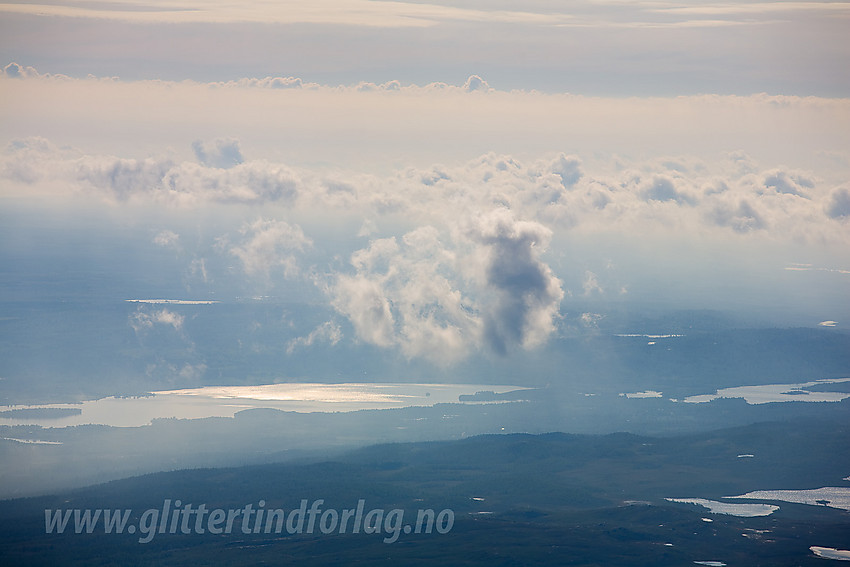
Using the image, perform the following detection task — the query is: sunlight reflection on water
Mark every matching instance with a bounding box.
[0,383,527,428]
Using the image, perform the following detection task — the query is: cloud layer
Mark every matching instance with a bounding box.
[7,136,845,245]
[3,69,850,169]
[2,1,848,29]
[2,69,849,364]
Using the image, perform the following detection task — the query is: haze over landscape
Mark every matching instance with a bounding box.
[1,1,849,564]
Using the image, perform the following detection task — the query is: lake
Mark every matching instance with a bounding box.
[0,382,527,428]
[683,377,850,405]
[665,498,779,517]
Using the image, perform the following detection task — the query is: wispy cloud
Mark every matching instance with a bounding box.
[0,0,578,27]
[649,2,850,17]
[286,321,343,354]
[129,308,185,333]
[6,0,843,29]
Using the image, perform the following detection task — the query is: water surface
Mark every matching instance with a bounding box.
[683,378,850,405]
[0,382,527,428]
[665,498,778,517]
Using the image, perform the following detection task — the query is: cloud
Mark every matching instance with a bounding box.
[332,273,397,348]
[465,208,563,354]
[550,154,583,188]
[357,218,378,237]
[5,1,843,31]
[178,363,207,382]
[331,227,479,363]
[463,75,491,93]
[2,62,37,79]
[188,258,209,284]
[5,131,849,249]
[762,169,813,197]
[4,69,849,173]
[76,155,176,200]
[1,136,63,184]
[164,160,301,204]
[225,218,311,279]
[216,75,492,95]
[826,187,850,220]
[651,2,850,18]
[641,175,694,204]
[0,1,579,28]
[153,230,180,247]
[3,111,848,341]
[708,199,765,233]
[69,151,301,205]
[582,271,603,296]
[192,138,244,169]
[286,321,343,354]
[223,76,307,89]
[130,308,185,333]
[580,312,603,328]
[318,207,581,362]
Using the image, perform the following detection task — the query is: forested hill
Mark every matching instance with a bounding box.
[2,417,848,566]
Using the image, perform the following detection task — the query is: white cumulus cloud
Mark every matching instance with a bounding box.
[331,226,479,363]
[225,218,311,279]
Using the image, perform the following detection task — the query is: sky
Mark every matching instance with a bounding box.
[1,1,849,391]
[2,0,850,94]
